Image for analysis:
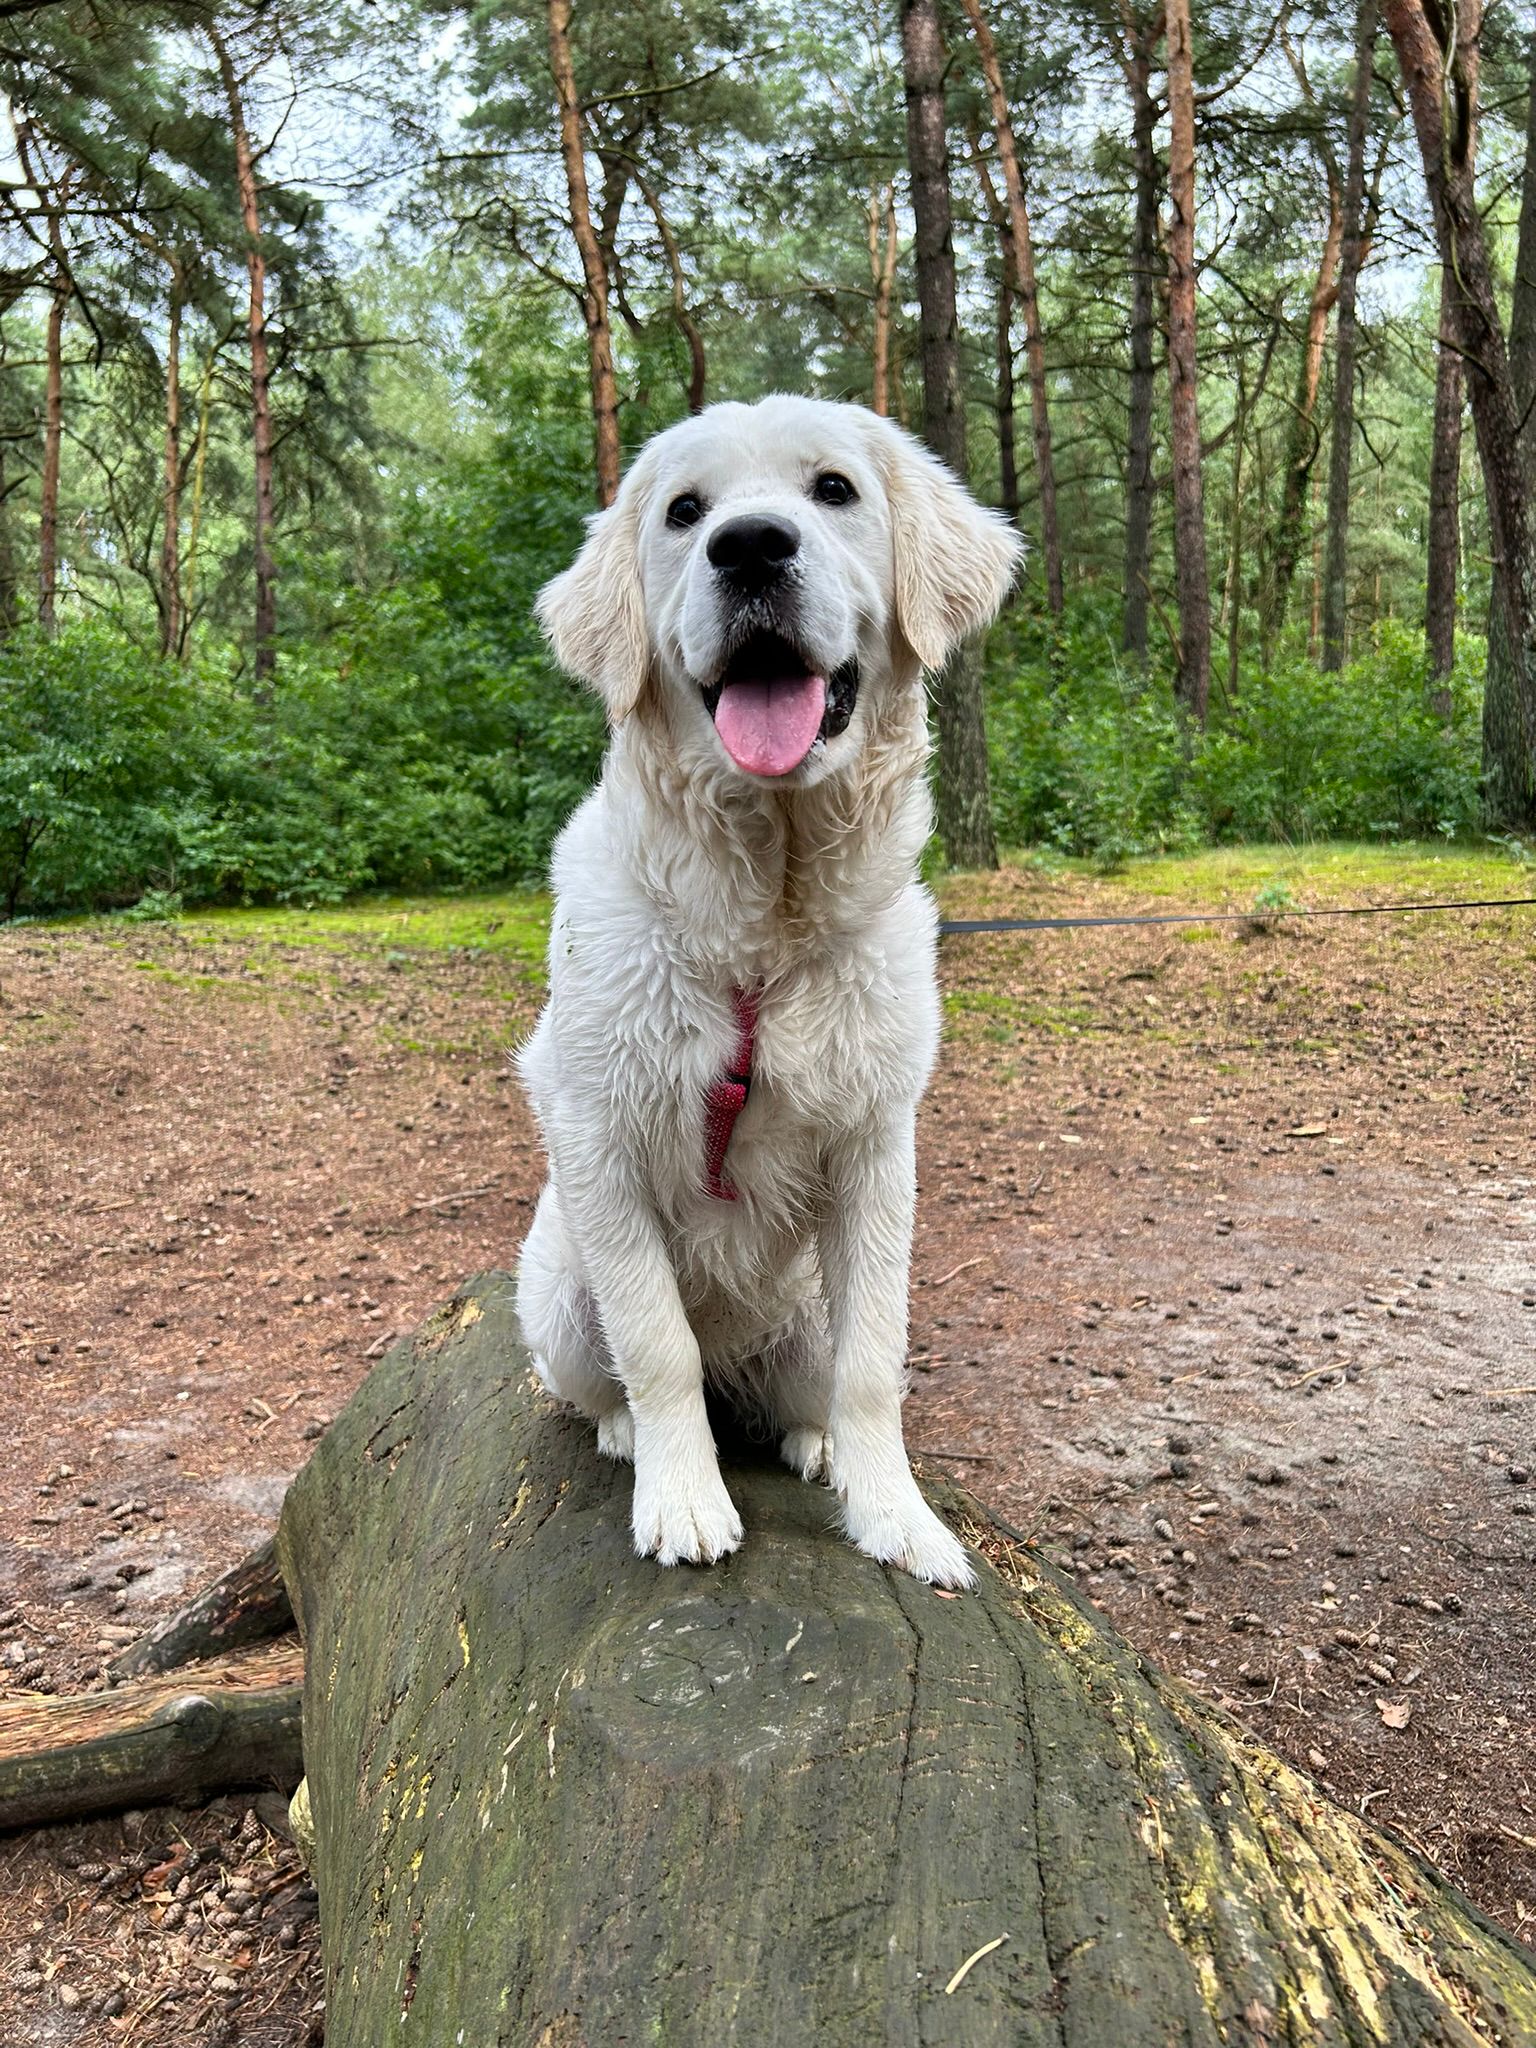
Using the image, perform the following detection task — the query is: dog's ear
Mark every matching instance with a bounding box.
[882,423,1023,671]
[536,480,649,724]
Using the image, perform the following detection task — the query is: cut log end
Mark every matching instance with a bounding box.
[278,1275,1536,2047]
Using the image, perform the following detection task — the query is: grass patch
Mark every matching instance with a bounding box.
[1062,840,1535,907]
[943,989,1101,1041]
[177,890,552,971]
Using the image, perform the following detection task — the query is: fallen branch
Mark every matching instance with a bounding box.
[107,1537,293,1681]
[409,1182,499,1213]
[0,1639,303,1830]
[929,1254,984,1288]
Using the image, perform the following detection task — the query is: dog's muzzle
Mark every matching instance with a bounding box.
[699,629,860,777]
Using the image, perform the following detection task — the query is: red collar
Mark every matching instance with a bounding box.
[702,985,758,1200]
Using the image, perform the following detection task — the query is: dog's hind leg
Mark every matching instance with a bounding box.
[516,1186,633,1460]
[765,1302,835,1483]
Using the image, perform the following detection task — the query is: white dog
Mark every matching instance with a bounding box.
[515,395,1019,1586]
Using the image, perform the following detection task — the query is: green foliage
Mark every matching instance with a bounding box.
[0,289,607,923]
[986,599,1200,867]
[1192,622,1485,844]
[986,601,1486,865]
[1251,877,1297,915]
[0,608,602,918]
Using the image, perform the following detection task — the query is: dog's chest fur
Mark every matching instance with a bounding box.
[521,715,938,1339]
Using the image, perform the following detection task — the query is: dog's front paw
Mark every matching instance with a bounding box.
[841,1486,976,1590]
[780,1426,833,1482]
[631,1467,744,1568]
[596,1406,635,1462]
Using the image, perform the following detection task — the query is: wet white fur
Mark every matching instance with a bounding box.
[516,395,1020,1586]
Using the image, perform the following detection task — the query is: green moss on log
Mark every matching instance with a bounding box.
[278,1275,1536,2048]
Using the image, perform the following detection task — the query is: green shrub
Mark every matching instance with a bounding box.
[1190,621,1483,842]
[986,597,1201,864]
[984,600,1485,862]
[0,614,603,918]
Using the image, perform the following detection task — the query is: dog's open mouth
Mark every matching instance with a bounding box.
[700,632,860,778]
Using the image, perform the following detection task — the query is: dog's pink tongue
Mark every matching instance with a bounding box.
[713,672,827,776]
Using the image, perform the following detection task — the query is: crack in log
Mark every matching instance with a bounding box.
[990,1583,1069,2043]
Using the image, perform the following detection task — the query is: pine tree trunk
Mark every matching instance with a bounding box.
[181,346,217,660]
[549,0,622,506]
[1387,0,1536,828]
[211,26,278,690]
[1509,21,1536,457]
[15,125,67,636]
[1320,0,1379,673]
[1221,359,1247,702]
[160,268,183,661]
[1121,22,1160,665]
[277,1275,1536,2048]
[959,0,1062,616]
[1164,0,1211,722]
[995,263,1019,524]
[0,452,17,635]
[869,183,898,418]
[968,145,1019,523]
[1267,162,1342,641]
[900,0,997,869]
[1425,261,1463,708]
[1488,26,1536,746]
[37,264,64,635]
[636,174,705,415]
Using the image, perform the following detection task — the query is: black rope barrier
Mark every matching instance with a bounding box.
[937,895,1536,936]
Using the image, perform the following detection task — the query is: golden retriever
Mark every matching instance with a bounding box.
[516,395,1019,1585]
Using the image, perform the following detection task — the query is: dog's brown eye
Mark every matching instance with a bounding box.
[811,472,857,507]
[666,492,705,529]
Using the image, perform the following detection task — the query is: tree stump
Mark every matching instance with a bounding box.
[277,1275,1536,2047]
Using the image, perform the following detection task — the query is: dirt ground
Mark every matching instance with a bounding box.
[1,847,1532,2042]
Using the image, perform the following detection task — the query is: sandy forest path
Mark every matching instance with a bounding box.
[0,844,1532,2043]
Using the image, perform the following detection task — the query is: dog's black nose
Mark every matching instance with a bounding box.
[706,513,800,586]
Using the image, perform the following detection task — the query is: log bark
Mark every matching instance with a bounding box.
[277,1274,1536,2048]
[0,1640,302,1831]
[1164,0,1211,722]
[1320,0,1379,672]
[900,0,998,869]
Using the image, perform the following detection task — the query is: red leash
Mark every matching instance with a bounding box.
[702,985,758,1200]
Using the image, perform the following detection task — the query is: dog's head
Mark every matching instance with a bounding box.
[537,396,1022,788]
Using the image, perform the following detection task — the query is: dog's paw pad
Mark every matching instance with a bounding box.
[780,1427,832,1482]
[596,1407,636,1462]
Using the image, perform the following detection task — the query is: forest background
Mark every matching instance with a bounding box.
[4,0,1536,917]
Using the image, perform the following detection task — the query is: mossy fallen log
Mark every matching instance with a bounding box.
[277,1273,1536,2047]
[0,1638,303,1830]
